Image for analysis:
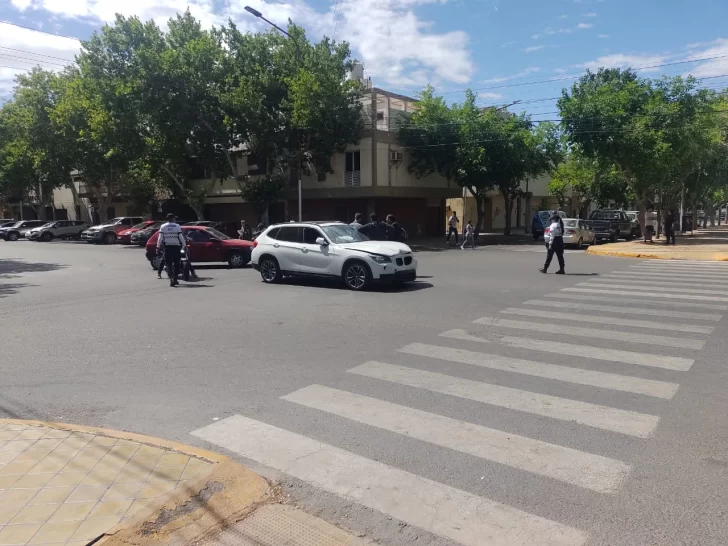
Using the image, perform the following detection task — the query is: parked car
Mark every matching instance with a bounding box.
[251,222,417,291]
[624,211,643,239]
[130,222,163,246]
[588,210,633,242]
[117,220,157,244]
[81,217,144,244]
[531,210,567,240]
[145,225,253,270]
[183,221,240,238]
[26,220,89,241]
[0,220,47,241]
[0,221,16,228]
[544,218,596,248]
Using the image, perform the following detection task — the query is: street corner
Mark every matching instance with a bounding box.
[0,419,272,546]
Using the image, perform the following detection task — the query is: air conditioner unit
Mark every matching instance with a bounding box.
[390,151,403,162]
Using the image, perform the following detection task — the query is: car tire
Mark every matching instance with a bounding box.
[343,261,371,291]
[41,232,53,242]
[228,250,248,268]
[532,232,539,241]
[591,236,597,246]
[8,232,19,241]
[182,261,191,281]
[259,256,281,283]
[610,232,618,243]
[577,237,583,249]
[150,255,163,270]
[103,232,116,244]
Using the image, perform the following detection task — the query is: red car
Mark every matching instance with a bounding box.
[118,220,157,244]
[146,225,253,269]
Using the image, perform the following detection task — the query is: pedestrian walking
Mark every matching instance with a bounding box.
[461,220,475,249]
[664,210,676,245]
[540,213,565,274]
[447,212,460,245]
[350,212,364,229]
[157,213,186,286]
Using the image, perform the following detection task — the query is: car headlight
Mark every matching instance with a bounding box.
[369,255,392,264]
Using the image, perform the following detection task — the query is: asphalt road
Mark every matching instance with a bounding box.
[1,239,727,546]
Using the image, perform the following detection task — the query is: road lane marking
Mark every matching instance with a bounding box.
[282,385,632,493]
[544,293,728,311]
[629,263,728,270]
[192,414,587,546]
[500,307,713,334]
[522,300,722,322]
[349,361,660,438]
[561,287,728,303]
[609,271,728,282]
[579,282,728,296]
[400,342,679,399]
[440,329,693,371]
[473,316,704,350]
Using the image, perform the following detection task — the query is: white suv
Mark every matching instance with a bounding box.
[27,220,89,241]
[251,222,417,290]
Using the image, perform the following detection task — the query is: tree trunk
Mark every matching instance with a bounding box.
[638,191,647,240]
[502,190,515,236]
[468,187,485,238]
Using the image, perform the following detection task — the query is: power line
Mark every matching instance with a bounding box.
[0,53,69,69]
[0,20,81,42]
[0,46,76,64]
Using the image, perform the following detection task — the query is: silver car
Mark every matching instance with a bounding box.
[544,218,597,249]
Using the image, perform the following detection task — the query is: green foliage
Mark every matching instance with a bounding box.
[239,177,285,221]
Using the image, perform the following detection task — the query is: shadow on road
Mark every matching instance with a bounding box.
[278,275,433,293]
[0,258,66,298]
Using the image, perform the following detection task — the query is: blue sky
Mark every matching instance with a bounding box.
[1,0,728,117]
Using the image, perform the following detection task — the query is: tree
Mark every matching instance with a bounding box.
[239,176,285,223]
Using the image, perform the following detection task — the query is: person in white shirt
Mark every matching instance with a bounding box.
[540,214,566,274]
[350,212,364,229]
[461,220,475,249]
[447,212,460,244]
[157,213,186,286]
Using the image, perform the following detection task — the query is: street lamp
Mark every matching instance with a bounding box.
[244,5,303,222]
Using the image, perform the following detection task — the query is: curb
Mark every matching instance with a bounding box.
[585,247,728,261]
[0,419,273,546]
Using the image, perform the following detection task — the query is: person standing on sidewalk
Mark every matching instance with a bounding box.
[664,210,676,245]
[157,213,186,286]
[461,220,475,249]
[540,213,566,274]
[447,212,460,245]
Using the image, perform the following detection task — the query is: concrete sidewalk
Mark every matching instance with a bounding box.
[0,420,362,546]
[586,226,728,261]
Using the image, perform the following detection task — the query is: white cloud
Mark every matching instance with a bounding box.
[577,22,593,29]
[581,53,669,73]
[558,14,568,19]
[0,22,80,95]
[479,66,540,84]
[583,12,597,17]
[554,68,568,74]
[598,34,610,38]
[524,45,545,53]
[5,0,474,89]
[683,38,728,79]
[478,92,504,100]
[531,33,541,40]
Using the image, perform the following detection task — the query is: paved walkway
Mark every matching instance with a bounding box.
[586,226,728,261]
[0,421,213,545]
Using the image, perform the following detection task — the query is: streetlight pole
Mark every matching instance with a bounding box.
[244,6,302,221]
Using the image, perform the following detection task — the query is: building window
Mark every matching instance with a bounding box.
[344,151,361,187]
[246,153,267,176]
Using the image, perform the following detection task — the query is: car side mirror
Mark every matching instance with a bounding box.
[315,237,328,246]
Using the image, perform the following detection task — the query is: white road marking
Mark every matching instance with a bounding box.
[522,299,722,322]
[544,292,728,311]
[629,262,728,269]
[400,342,679,399]
[473,316,704,350]
[349,361,660,438]
[561,287,728,303]
[191,415,587,546]
[440,329,694,371]
[282,385,632,493]
[609,271,728,282]
[579,282,728,296]
[500,307,713,334]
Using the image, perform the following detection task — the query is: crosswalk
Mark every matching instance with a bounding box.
[191,259,726,546]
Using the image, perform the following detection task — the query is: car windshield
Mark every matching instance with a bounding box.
[131,222,149,229]
[205,227,229,240]
[39,222,55,228]
[564,220,578,228]
[626,213,637,220]
[9,221,24,228]
[322,224,370,243]
[590,211,620,220]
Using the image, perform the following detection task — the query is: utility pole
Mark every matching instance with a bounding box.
[244,6,302,221]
